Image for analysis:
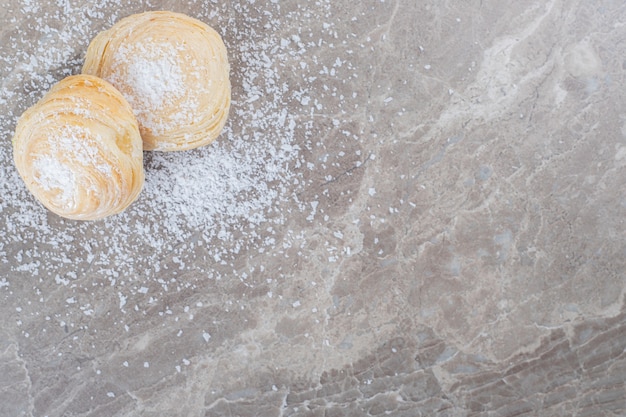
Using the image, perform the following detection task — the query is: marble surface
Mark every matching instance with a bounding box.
[1,0,625,416]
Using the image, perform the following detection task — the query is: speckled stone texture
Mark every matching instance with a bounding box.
[1,1,625,416]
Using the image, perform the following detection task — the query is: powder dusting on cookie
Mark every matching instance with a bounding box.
[109,41,194,136]
[0,0,346,318]
[33,156,76,207]
[29,121,121,215]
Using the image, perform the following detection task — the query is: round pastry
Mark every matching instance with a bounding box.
[82,11,231,151]
[12,74,145,221]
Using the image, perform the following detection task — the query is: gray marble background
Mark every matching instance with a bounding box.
[1,0,625,416]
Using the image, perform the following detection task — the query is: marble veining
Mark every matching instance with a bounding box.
[1,0,625,416]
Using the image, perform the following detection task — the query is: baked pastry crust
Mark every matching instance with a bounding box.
[82,11,231,151]
[12,74,144,220]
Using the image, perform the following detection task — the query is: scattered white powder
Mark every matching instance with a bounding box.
[115,42,185,112]
[0,0,334,287]
[33,156,76,206]
[136,123,297,236]
[109,41,194,135]
[30,123,117,212]
[0,3,363,378]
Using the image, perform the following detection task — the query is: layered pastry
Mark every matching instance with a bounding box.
[12,74,145,220]
[82,11,231,151]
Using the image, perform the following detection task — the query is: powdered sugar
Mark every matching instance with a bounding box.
[0,1,359,406]
[53,124,103,168]
[117,44,185,112]
[32,156,76,207]
[109,41,191,135]
[0,0,317,281]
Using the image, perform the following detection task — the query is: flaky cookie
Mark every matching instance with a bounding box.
[83,11,231,151]
[12,74,144,220]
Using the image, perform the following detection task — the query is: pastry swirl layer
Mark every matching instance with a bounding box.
[83,11,231,151]
[12,74,145,220]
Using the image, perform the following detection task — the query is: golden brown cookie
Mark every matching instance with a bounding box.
[12,74,144,220]
[82,11,231,151]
